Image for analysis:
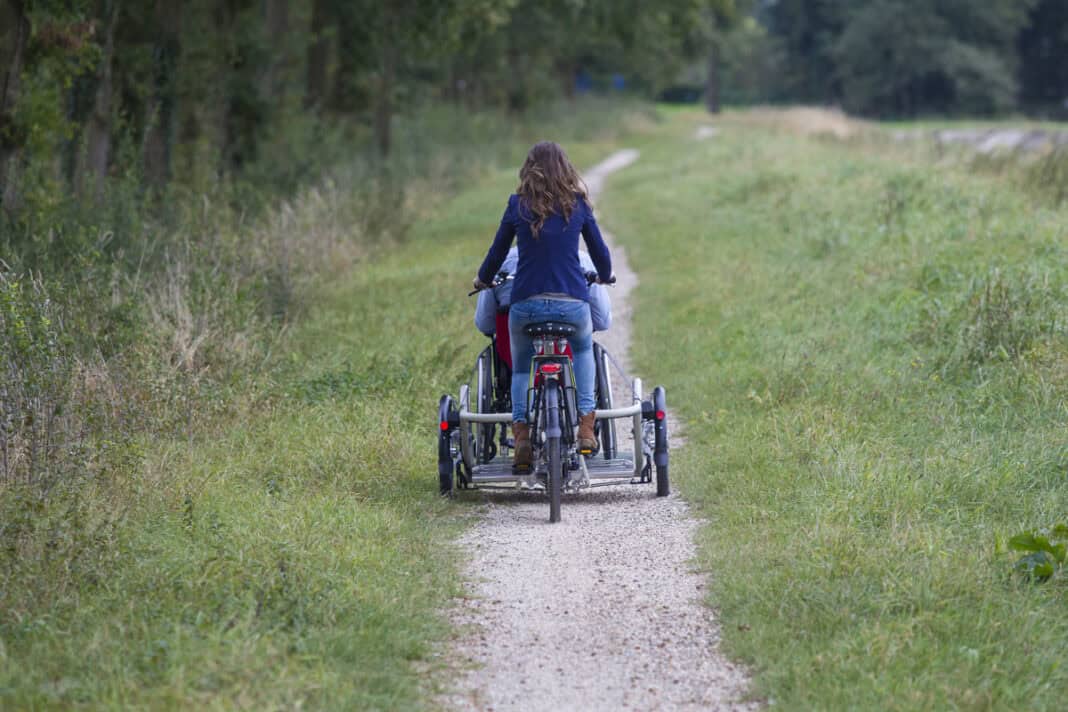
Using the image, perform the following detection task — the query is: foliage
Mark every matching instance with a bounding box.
[749,0,1058,117]
[1010,525,1068,581]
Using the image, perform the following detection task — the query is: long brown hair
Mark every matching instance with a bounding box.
[517,141,590,237]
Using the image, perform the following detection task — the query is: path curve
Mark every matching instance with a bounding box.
[439,151,752,711]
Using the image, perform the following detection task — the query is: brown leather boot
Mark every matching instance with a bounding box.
[512,421,532,470]
[577,411,598,455]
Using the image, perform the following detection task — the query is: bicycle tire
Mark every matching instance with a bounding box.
[544,380,563,523]
[475,346,495,462]
[593,342,616,460]
[548,432,562,523]
[653,386,670,497]
[437,394,456,497]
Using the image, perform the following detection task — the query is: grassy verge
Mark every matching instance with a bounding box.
[0,103,638,709]
[604,109,1068,709]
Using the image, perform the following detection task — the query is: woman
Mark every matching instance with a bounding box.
[474,141,612,469]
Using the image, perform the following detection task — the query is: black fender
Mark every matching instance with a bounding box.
[543,379,562,440]
[438,394,457,495]
[652,386,668,468]
[652,386,669,496]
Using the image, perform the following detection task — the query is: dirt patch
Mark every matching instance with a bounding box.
[736,106,863,139]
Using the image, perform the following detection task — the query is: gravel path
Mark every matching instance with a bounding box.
[439,151,752,711]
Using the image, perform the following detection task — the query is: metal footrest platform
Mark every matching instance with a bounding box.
[469,455,640,483]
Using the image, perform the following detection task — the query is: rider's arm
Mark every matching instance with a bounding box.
[477,196,518,285]
[579,199,612,282]
[474,290,497,336]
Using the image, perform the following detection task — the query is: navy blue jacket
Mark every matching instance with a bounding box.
[477,194,612,304]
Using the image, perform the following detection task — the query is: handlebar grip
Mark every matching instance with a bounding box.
[586,271,617,285]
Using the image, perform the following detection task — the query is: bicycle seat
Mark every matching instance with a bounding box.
[523,321,576,338]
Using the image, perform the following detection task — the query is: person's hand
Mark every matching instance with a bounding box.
[472,276,490,291]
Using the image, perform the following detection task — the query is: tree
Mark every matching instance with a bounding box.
[84,0,119,200]
[0,0,31,213]
[832,0,1035,116]
[1018,0,1068,111]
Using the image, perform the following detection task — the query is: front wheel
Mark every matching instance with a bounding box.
[593,342,616,459]
[475,346,496,463]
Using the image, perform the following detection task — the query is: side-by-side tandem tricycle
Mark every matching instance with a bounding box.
[437,272,669,523]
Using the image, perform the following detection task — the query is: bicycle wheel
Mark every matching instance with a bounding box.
[437,395,456,497]
[593,342,616,460]
[475,346,495,462]
[653,386,670,497]
[544,380,563,523]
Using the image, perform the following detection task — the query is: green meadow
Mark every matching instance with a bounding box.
[604,109,1068,710]
[4,104,1067,709]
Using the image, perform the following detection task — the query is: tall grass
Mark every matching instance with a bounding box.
[0,98,647,708]
[606,108,1068,709]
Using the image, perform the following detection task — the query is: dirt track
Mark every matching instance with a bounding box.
[438,151,752,711]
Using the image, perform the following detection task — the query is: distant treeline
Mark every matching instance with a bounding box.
[720,0,1068,118]
[2,1,1065,228]
[0,0,737,224]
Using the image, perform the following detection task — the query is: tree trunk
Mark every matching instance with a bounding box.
[85,1,120,201]
[260,0,289,101]
[374,38,395,156]
[1,0,30,213]
[705,40,721,114]
[331,5,361,113]
[304,0,328,110]
[143,0,181,189]
[372,5,397,158]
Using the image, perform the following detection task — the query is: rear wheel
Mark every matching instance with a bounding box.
[652,386,670,497]
[438,395,457,496]
[547,434,562,523]
[544,380,563,523]
[593,342,616,459]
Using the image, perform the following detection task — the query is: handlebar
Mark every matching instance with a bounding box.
[585,271,616,286]
[468,270,513,296]
[469,269,615,296]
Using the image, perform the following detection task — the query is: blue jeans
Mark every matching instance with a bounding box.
[509,298,594,423]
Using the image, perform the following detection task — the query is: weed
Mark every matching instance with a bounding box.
[920,266,1064,376]
[1023,147,1068,205]
[1009,525,1068,581]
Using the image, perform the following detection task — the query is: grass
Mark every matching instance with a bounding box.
[0,220,479,710]
[8,99,1066,709]
[602,108,1068,709]
[0,101,636,709]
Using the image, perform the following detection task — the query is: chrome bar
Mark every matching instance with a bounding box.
[632,377,644,476]
[459,411,512,423]
[593,402,641,419]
